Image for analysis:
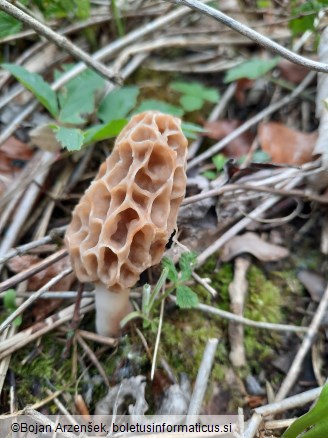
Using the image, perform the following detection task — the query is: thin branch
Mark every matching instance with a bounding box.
[163,0,328,73]
[187,338,218,418]
[169,297,308,333]
[196,171,305,266]
[0,248,68,293]
[0,0,120,84]
[182,180,328,206]
[0,267,72,334]
[0,225,66,266]
[187,71,316,169]
[275,283,328,402]
[244,385,324,438]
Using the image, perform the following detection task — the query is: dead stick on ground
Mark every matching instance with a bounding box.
[163,0,328,73]
[188,72,316,169]
[275,283,328,402]
[0,267,72,334]
[0,0,120,84]
[244,385,324,438]
[0,299,94,357]
[0,248,68,293]
[76,333,110,388]
[0,226,66,266]
[187,338,218,420]
[228,256,250,367]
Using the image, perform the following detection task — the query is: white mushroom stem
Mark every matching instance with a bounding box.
[94,282,131,337]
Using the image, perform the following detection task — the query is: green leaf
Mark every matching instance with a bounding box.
[170,82,220,105]
[179,251,197,282]
[2,64,58,117]
[3,289,17,311]
[176,285,198,309]
[162,257,178,283]
[289,1,328,36]
[83,119,127,144]
[302,418,328,438]
[224,57,280,83]
[180,95,203,112]
[201,87,220,103]
[283,383,328,438]
[57,68,105,124]
[3,289,22,327]
[133,100,184,117]
[32,0,90,19]
[212,154,226,171]
[54,127,84,151]
[202,170,217,180]
[181,121,204,139]
[98,86,139,123]
[0,12,22,38]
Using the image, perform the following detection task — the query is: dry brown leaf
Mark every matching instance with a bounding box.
[258,122,317,164]
[221,232,289,262]
[0,136,34,195]
[235,78,254,105]
[204,119,254,157]
[8,254,74,291]
[278,59,309,84]
[297,270,325,302]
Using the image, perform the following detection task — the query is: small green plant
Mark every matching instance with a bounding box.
[224,57,280,83]
[0,0,90,38]
[3,289,22,327]
[170,80,220,112]
[2,64,205,149]
[289,0,328,36]
[1,63,130,151]
[202,153,227,180]
[121,252,199,331]
[162,251,199,308]
[283,382,328,437]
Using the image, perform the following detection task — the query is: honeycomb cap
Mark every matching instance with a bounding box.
[65,111,188,292]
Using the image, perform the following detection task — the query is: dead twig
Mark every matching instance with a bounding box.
[244,385,324,438]
[179,299,308,333]
[0,226,66,266]
[275,283,328,402]
[187,338,218,418]
[76,333,110,387]
[163,1,328,73]
[228,257,250,367]
[188,71,316,169]
[0,298,94,358]
[0,0,121,84]
[0,267,72,334]
[0,248,68,293]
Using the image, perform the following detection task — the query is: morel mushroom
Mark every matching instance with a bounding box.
[65,111,188,336]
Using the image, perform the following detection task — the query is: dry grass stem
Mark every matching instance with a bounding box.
[0,248,68,293]
[228,257,250,367]
[191,300,308,333]
[0,267,73,334]
[187,338,218,418]
[188,71,316,169]
[76,333,110,387]
[0,226,66,266]
[275,283,328,402]
[0,299,94,358]
[244,385,324,438]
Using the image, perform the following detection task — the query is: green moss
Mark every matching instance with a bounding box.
[9,333,73,409]
[243,265,283,369]
[158,309,223,380]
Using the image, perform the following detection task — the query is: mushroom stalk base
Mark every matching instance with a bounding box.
[94,283,131,337]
